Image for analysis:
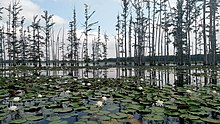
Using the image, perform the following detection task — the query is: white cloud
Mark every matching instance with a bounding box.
[0,0,66,27]
[52,15,66,25]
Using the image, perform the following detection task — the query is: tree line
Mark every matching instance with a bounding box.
[115,0,220,66]
[0,1,108,68]
[0,0,220,68]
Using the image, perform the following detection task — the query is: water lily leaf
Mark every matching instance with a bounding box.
[74,122,86,124]
[165,105,177,110]
[107,106,120,111]
[9,118,27,124]
[180,113,189,119]
[109,114,121,119]
[0,105,7,109]
[164,110,179,116]
[190,111,209,117]
[144,114,164,121]
[0,112,8,117]
[53,107,72,113]
[24,106,41,112]
[115,112,127,119]
[201,118,220,123]
[61,115,72,119]
[87,121,98,124]
[43,109,53,115]
[26,116,43,121]
[150,107,164,113]
[46,116,61,121]
[97,111,111,115]
[100,116,111,121]
[187,115,200,120]
[70,113,78,117]
[80,115,90,119]
[75,106,87,111]
[48,120,68,124]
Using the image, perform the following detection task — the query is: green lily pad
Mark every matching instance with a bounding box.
[80,115,90,119]
[201,118,220,123]
[53,107,72,113]
[9,118,27,124]
[48,120,68,124]
[144,114,164,121]
[0,112,8,117]
[61,115,72,119]
[46,116,61,121]
[26,116,43,121]
[150,107,164,113]
[165,105,177,110]
[75,106,87,111]
[190,111,209,117]
[74,122,86,124]
[100,116,111,121]
[87,121,98,124]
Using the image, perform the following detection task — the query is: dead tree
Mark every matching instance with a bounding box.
[29,15,43,67]
[67,8,79,66]
[103,33,108,66]
[0,6,4,67]
[203,0,208,65]
[128,15,132,66]
[19,16,27,65]
[174,0,185,65]
[122,0,129,66]
[82,4,98,66]
[41,10,55,67]
[95,26,101,66]
[7,1,22,66]
[151,0,157,66]
[208,0,218,65]
[131,0,146,66]
[115,14,121,66]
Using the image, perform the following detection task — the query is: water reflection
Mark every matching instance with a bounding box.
[0,67,219,86]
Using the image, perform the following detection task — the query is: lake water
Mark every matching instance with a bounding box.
[1,67,220,87]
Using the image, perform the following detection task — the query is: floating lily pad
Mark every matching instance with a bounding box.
[115,112,127,119]
[74,122,86,124]
[201,118,220,124]
[144,114,164,121]
[48,120,68,124]
[46,116,61,121]
[26,116,43,121]
[100,116,111,121]
[75,106,87,111]
[190,111,209,117]
[87,121,98,124]
[61,115,72,119]
[80,115,90,119]
[9,118,27,124]
[53,107,72,113]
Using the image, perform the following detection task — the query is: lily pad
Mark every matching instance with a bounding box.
[9,118,27,124]
[46,116,61,121]
[201,118,220,124]
[26,116,43,121]
[53,107,72,113]
[48,120,68,124]
[144,114,164,121]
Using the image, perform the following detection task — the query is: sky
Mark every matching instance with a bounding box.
[0,0,122,58]
[31,0,121,34]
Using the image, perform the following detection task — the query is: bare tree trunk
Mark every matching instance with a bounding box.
[203,0,207,65]
[151,0,156,66]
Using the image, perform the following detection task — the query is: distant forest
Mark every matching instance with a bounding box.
[0,0,220,67]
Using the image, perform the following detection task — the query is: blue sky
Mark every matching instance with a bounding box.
[0,0,123,58]
[32,0,121,35]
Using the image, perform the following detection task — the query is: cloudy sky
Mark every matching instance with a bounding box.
[0,0,123,58]
[0,0,179,58]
